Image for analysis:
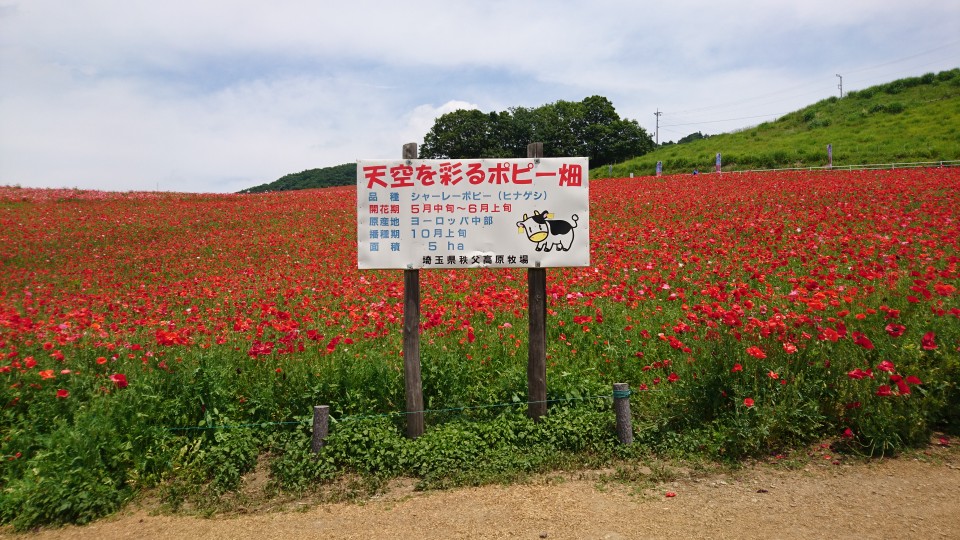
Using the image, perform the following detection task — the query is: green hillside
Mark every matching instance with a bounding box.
[596,68,960,178]
[238,163,356,193]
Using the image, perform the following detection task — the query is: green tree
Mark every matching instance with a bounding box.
[677,131,709,144]
[419,96,654,167]
[420,109,501,159]
[594,118,654,166]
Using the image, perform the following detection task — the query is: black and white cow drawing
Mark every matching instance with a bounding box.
[516,210,579,252]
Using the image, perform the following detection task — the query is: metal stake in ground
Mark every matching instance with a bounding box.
[613,383,633,445]
[311,405,330,453]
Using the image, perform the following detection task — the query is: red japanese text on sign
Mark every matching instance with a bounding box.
[364,160,584,190]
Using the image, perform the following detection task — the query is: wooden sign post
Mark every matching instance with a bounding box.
[402,142,424,439]
[526,142,547,421]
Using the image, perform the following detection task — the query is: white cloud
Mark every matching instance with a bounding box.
[399,100,480,148]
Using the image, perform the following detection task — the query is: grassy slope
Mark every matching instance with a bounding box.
[239,163,356,193]
[596,69,960,178]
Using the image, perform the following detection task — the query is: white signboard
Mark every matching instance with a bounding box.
[357,158,589,269]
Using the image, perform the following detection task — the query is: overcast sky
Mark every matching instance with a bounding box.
[1,1,957,193]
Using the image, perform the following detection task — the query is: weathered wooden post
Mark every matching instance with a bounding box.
[311,405,330,453]
[402,142,425,439]
[527,142,547,421]
[613,383,633,445]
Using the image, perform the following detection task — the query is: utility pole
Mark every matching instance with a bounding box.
[836,74,843,98]
[654,109,662,146]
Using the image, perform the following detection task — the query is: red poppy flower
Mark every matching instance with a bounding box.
[56,389,69,399]
[851,332,874,350]
[746,346,766,359]
[842,428,854,439]
[24,357,37,369]
[39,369,55,380]
[731,363,743,372]
[875,385,893,397]
[109,373,128,389]
[768,370,779,380]
[934,283,956,296]
[782,343,797,354]
[876,360,895,373]
[885,324,905,337]
[96,356,108,365]
[743,397,755,407]
[820,328,841,342]
[921,332,937,350]
[667,372,679,383]
[905,375,922,385]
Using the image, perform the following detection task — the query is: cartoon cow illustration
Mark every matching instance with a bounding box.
[516,210,579,252]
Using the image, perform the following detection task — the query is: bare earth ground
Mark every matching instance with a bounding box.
[4,443,959,540]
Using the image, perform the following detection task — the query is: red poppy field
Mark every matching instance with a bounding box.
[1,168,959,528]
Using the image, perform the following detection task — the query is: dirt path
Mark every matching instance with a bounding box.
[5,444,959,540]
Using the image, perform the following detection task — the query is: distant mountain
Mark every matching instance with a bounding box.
[238,163,356,193]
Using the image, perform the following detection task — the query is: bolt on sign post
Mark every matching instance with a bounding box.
[357,144,590,423]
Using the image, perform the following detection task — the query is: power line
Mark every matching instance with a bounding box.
[843,40,960,75]
[661,112,786,128]
[668,79,828,116]
[663,84,833,126]
[657,39,958,129]
[845,56,960,91]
